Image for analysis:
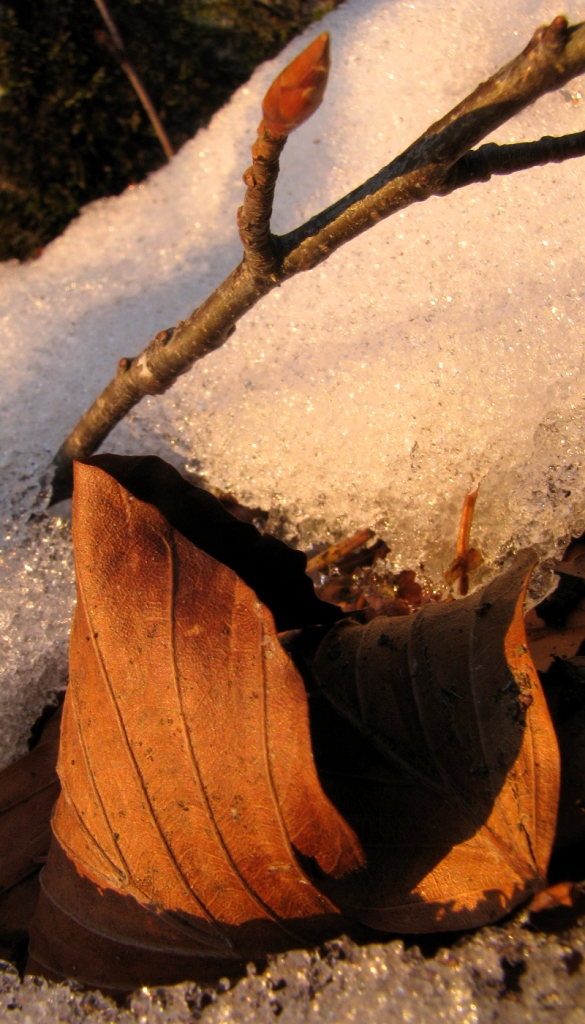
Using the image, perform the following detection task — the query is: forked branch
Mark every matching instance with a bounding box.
[51,15,585,501]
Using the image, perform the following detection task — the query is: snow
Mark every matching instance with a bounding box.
[1,0,585,769]
[3,921,585,1022]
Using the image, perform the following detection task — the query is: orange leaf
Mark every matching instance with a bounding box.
[27,460,363,992]
[262,33,330,138]
[311,550,560,932]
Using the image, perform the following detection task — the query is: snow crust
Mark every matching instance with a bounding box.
[1,0,585,767]
[2,918,585,1022]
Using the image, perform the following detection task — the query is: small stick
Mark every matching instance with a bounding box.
[445,485,483,596]
[237,127,288,281]
[238,33,330,280]
[306,528,375,574]
[438,131,585,194]
[456,485,479,562]
[93,0,174,161]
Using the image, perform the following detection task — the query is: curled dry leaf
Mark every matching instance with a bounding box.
[17,455,573,992]
[310,549,560,932]
[27,460,363,992]
[262,32,330,138]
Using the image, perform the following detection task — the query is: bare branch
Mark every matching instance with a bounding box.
[238,128,288,280]
[93,0,174,161]
[50,16,585,502]
[238,32,330,279]
[278,16,585,271]
[438,131,585,194]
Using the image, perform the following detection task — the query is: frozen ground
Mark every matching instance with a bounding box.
[1,0,585,1018]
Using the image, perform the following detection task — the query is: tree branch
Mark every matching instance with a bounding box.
[438,130,585,194]
[50,15,585,502]
[237,32,330,280]
[277,16,585,270]
[237,127,288,280]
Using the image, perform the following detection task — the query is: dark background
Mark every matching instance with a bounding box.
[0,0,341,261]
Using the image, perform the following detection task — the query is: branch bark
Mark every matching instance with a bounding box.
[51,16,585,502]
[237,127,288,280]
[438,130,585,194]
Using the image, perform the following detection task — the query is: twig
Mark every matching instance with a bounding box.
[306,528,375,574]
[92,0,174,161]
[237,34,330,279]
[237,127,288,280]
[277,16,585,272]
[445,486,483,596]
[51,16,585,501]
[438,130,585,194]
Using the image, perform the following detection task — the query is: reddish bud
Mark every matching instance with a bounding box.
[262,33,330,138]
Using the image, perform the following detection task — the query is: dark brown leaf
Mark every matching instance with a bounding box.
[310,550,560,932]
[0,704,62,940]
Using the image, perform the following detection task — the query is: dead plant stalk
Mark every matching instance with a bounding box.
[92,0,174,161]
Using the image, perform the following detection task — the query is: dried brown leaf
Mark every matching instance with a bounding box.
[310,550,560,932]
[27,460,363,991]
[18,457,572,990]
[0,705,61,938]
